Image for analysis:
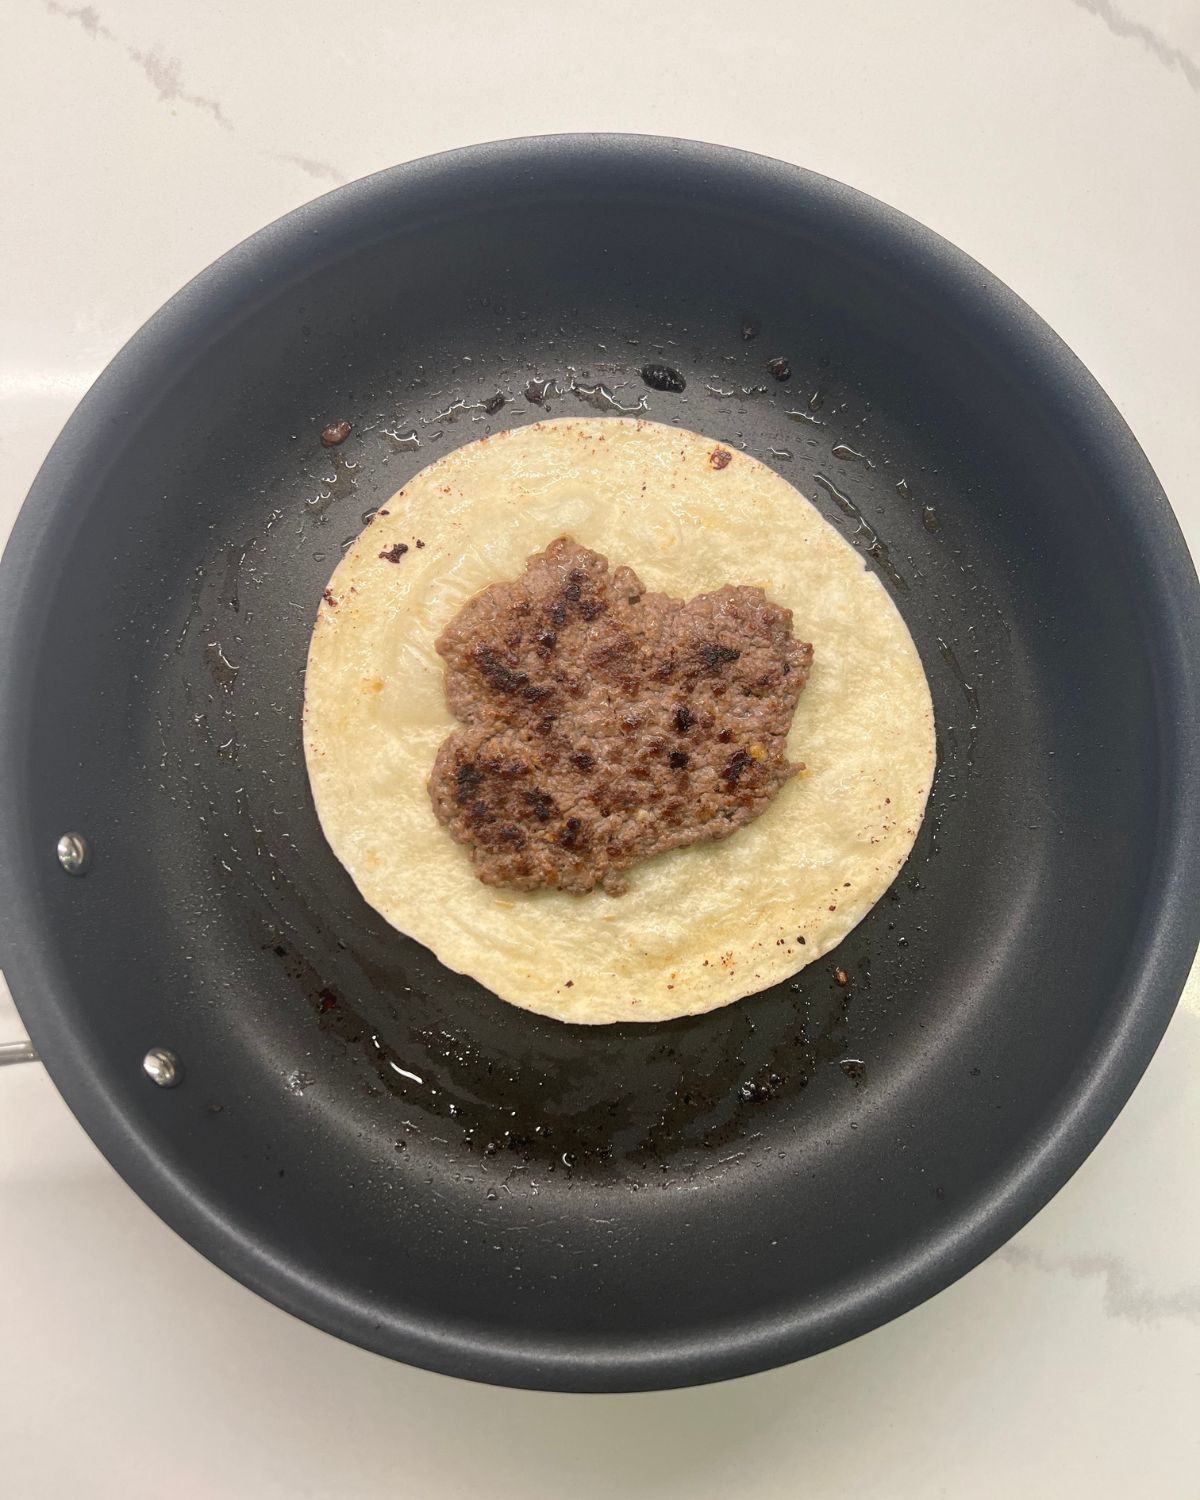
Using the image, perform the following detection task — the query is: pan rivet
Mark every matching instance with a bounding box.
[143,1048,182,1088]
[56,833,90,875]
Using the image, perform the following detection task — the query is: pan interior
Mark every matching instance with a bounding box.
[1,139,1194,1390]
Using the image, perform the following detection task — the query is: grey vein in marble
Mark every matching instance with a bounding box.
[125,46,230,128]
[45,1,111,38]
[999,1243,1200,1325]
[45,1,346,182]
[47,2,226,126]
[1072,0,1200,92]
[272,153,347,184]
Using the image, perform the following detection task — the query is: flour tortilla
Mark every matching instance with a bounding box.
[303,417,934,1024]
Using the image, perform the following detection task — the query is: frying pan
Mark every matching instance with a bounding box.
[1,135,1197,1393]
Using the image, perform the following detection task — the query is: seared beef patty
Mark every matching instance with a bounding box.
[429,538,812,894]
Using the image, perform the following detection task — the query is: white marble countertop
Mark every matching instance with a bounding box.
[2,1,1198,1494]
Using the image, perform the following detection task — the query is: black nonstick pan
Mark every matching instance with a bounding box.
[1,135,1197,1393]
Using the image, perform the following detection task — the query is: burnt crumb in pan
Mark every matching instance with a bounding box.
[640,363,687,394]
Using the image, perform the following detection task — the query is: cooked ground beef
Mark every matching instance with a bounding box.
[428,537,813,894]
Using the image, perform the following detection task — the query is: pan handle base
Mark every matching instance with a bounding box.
[0,1039,38,1066]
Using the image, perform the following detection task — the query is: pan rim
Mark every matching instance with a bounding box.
[1,132,1198,1392]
